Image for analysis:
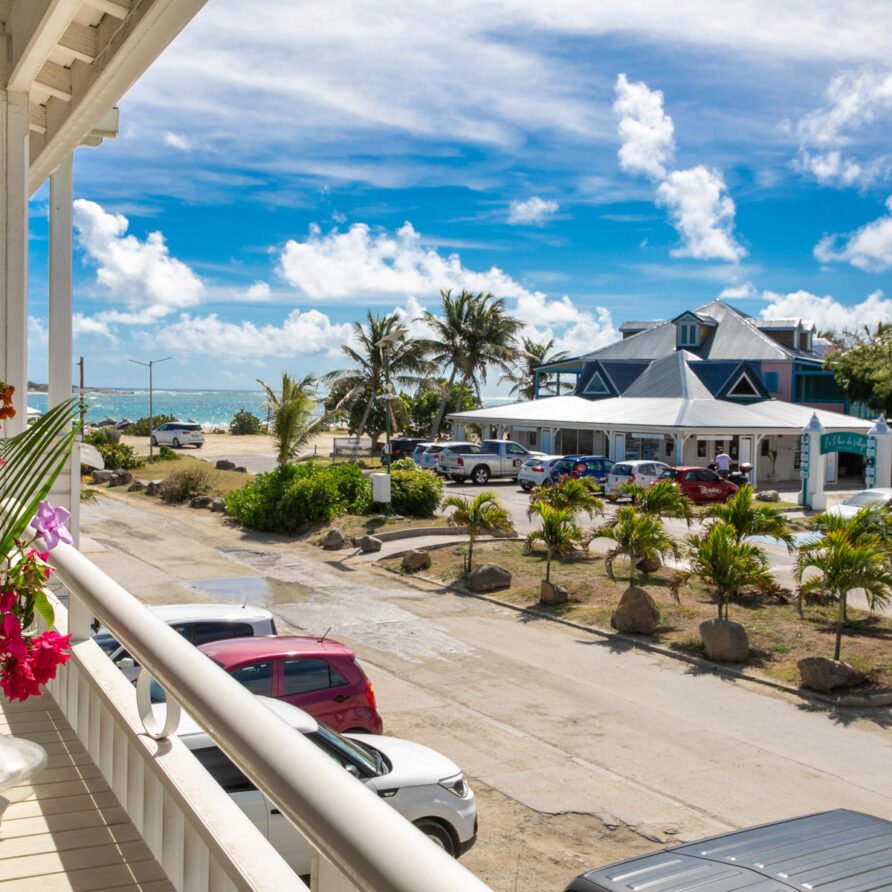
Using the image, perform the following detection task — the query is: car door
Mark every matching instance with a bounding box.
[697,468,728,502]
[505,442,528,473]
[280,657,352,730]
[229,660,275,697]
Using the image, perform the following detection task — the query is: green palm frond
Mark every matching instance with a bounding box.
[629,480,694,525]
[704,485,793,549]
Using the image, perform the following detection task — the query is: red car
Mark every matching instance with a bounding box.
[659,466,738,504]
[198,635,384,734]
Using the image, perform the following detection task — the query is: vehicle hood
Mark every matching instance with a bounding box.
[349,734,461,787]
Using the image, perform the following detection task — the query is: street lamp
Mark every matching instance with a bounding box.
[129,356,171,464]
[375,327,408,475]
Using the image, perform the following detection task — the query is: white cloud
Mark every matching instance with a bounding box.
[656,166,746,262]
[162,131,193,151]
[517,294,618,356]
[613,73,674,179]
[813,196,892,271]
[73,313,116,341]
[507,196,559,226]
[795,69,892,186]
[760,288,892,334]
[28,316,48,348]
[155,309,353,360]
[245,281,271,302]
[277,221,539,302]
[73,200,204,324]
[719,282,759,300]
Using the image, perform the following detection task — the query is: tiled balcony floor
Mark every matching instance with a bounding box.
[0,695,172,891]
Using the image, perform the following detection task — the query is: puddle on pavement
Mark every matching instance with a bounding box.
[188,576,313,607]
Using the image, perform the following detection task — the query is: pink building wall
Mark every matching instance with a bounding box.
[761,362,792,400]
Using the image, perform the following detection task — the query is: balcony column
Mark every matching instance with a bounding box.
[0,85,30,436]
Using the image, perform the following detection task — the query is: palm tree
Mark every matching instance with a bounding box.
[443,490,514,573]
[257,373,329,465]
[592,507,680,586]
[500,336,569,401]
[424,290,521,438]
[526,503,584,583]
[679,522,773,620]
[528,476,603,520]
[322,311,430,446]
[797,526,892,661]
[704,485,793,548]
[624,479,694,526]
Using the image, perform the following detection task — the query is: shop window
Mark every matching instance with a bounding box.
[763,371,779,393]
[697,440,707,458]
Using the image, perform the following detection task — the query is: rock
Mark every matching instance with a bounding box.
[145,480,164,496]
[699,618,749,662]
[127,481,146,492]
[355,534,382,553]
[539,579,569,605]
[401,550,431,572]
[235,466,248,473]
[320,528,347,550]
[798,656,866,692]
[108,470,132,487]
[91,469,113,483]
[635,551,662,574]
[467,563,511,593]
[190,495,213,509]
[210,498,226,513]
[611,586,660,635]
[756,490,780,502]
[215,459,236,471]
[527,540,549,556]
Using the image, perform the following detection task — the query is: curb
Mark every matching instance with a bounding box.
[373,546,891,711]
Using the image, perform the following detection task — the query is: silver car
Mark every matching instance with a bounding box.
[825,488,892,519]
[605,460,669,501]
[517,455,563,491]
[418,441,476,475]
[150,421,205,448]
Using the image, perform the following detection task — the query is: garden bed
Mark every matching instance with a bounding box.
[379,540,892,692]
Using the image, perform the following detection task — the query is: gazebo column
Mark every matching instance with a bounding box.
[0,86,30,436]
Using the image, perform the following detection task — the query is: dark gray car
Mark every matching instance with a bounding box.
[565,810,892,891]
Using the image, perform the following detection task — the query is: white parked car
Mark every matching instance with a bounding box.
[418,442,477,474]
[179,697,478,872]
[517,455,563,491]
[605,460,670,501]
[411,442,436,464]
[150,421,205,448]
[825,488,892,519]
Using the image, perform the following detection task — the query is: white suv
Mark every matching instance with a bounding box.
[151,421,205,448]
[605,460,669,501]
[179,697,478,871]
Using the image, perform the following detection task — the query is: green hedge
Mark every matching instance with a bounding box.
[230,409,262,435]
[84,430,143,470]
[389,467,442,517]
[124,414,178,437]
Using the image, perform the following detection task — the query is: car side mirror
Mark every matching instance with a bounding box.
[345,764,360,778]
[117,657,136,670]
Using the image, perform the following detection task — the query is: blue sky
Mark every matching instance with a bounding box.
[24,0,892,391]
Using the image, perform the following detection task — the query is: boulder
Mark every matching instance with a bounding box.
[320,528,347,550]
[467,563,511,593]
[699,618,749,662]
[355,534,382,553]
[635,551,663,574]
[211,498,227,513]
[108,470,132,487]
[127,481,146,492]
[401,550,431,572]
[611,586,660,635]
[190,495,213,509]
[527,539,549,556]
[235,466,248,473]
[798,657,866,692]
[215,459,236,471]
[756,490,780,502]
[91,469,114,483]
[539,579,569,605]
[145,480,164,496]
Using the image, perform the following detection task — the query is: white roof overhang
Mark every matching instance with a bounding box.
[448,395,874,437]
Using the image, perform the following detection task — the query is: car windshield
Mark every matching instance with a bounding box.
[660,469,679,479]
[312,724,382,776]
[843,491,890,508]
[612,466,632,476]
[93,631,121,657]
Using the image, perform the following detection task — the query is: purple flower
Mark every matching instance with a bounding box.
[31,500,73,550]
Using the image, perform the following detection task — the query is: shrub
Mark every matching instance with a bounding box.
[230,409,262,435]
[124,414,178,436]
[85,428,121,447]
[158,445,179,461]
[389,467,443,517]
[83,430,143,471]
[390,457,417,471]
[160,466,213,503]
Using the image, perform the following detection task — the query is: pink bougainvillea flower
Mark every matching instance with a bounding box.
[25,549,53,580]
[31,500,72,550]
[1,659,42,702]
[28,631,72,684]
[0,612,28,662]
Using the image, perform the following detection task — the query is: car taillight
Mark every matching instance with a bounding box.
[532,465,544,472]
[629,474,636,483]
[457,457,464,466]
[364,679,377,710]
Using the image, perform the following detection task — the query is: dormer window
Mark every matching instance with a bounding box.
[678,323,699,348]
[583,370,610,395]
[671,311,715,350]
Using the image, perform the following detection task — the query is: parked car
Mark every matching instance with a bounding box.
[411,442,436,464]
[549,455,614,487]
[178,697,478,873]
[517,455,563,491]
[604,460,669,501]
[440,440,545,484]
[150,421,205,448]
[825,487,892,519]
[93,603,277,678]
[386,437,430,462]
[416,441,477,474]
[565,810,892,891]
[659,466,738,503]
[197,635,384,734]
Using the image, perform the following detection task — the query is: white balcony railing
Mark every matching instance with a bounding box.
[46,540,493,892]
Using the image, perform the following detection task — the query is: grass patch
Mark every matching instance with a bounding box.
[309,513,453,541]
[92,456,252,497]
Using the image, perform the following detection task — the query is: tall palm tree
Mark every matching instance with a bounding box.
[704,485,793,548]
[592,507,680,586]
[679,522,773,620]
[797,526,892,661]
[528,476,603,520]
[424,290,521,438]
[323,311,430,445]
[257,373,328,465]
[443,490,514,573]
[526,503,584,583]
[500,336,570,401]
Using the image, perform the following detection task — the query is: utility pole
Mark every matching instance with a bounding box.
[129,356,171,463]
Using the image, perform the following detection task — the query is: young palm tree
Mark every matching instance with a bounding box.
[679,522,773,620]
[257,373,329,465]
[499,336,570,401]
[443,490,514,573]
[424,290,521,437]
[797,527,892,661]
[528,476,603,520]
[624,479,694,526]
[592,507,680,586]
[704,485,793,548]
[526,503,584,583]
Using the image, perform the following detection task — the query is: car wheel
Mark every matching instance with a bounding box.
[413,819,456,857]
[172,437,181,448]
[471,465,490,485]
[150,436,158,446]
[450,475,464,484]
[520,483,531,491]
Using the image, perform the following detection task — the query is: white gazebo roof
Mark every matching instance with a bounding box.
[449,395,873,437]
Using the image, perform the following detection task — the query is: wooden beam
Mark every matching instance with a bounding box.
[35,61,73,102]
[58,21,99,64]
[29,103,47,134]
[85,0,132,19]
[5,0,80,92]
